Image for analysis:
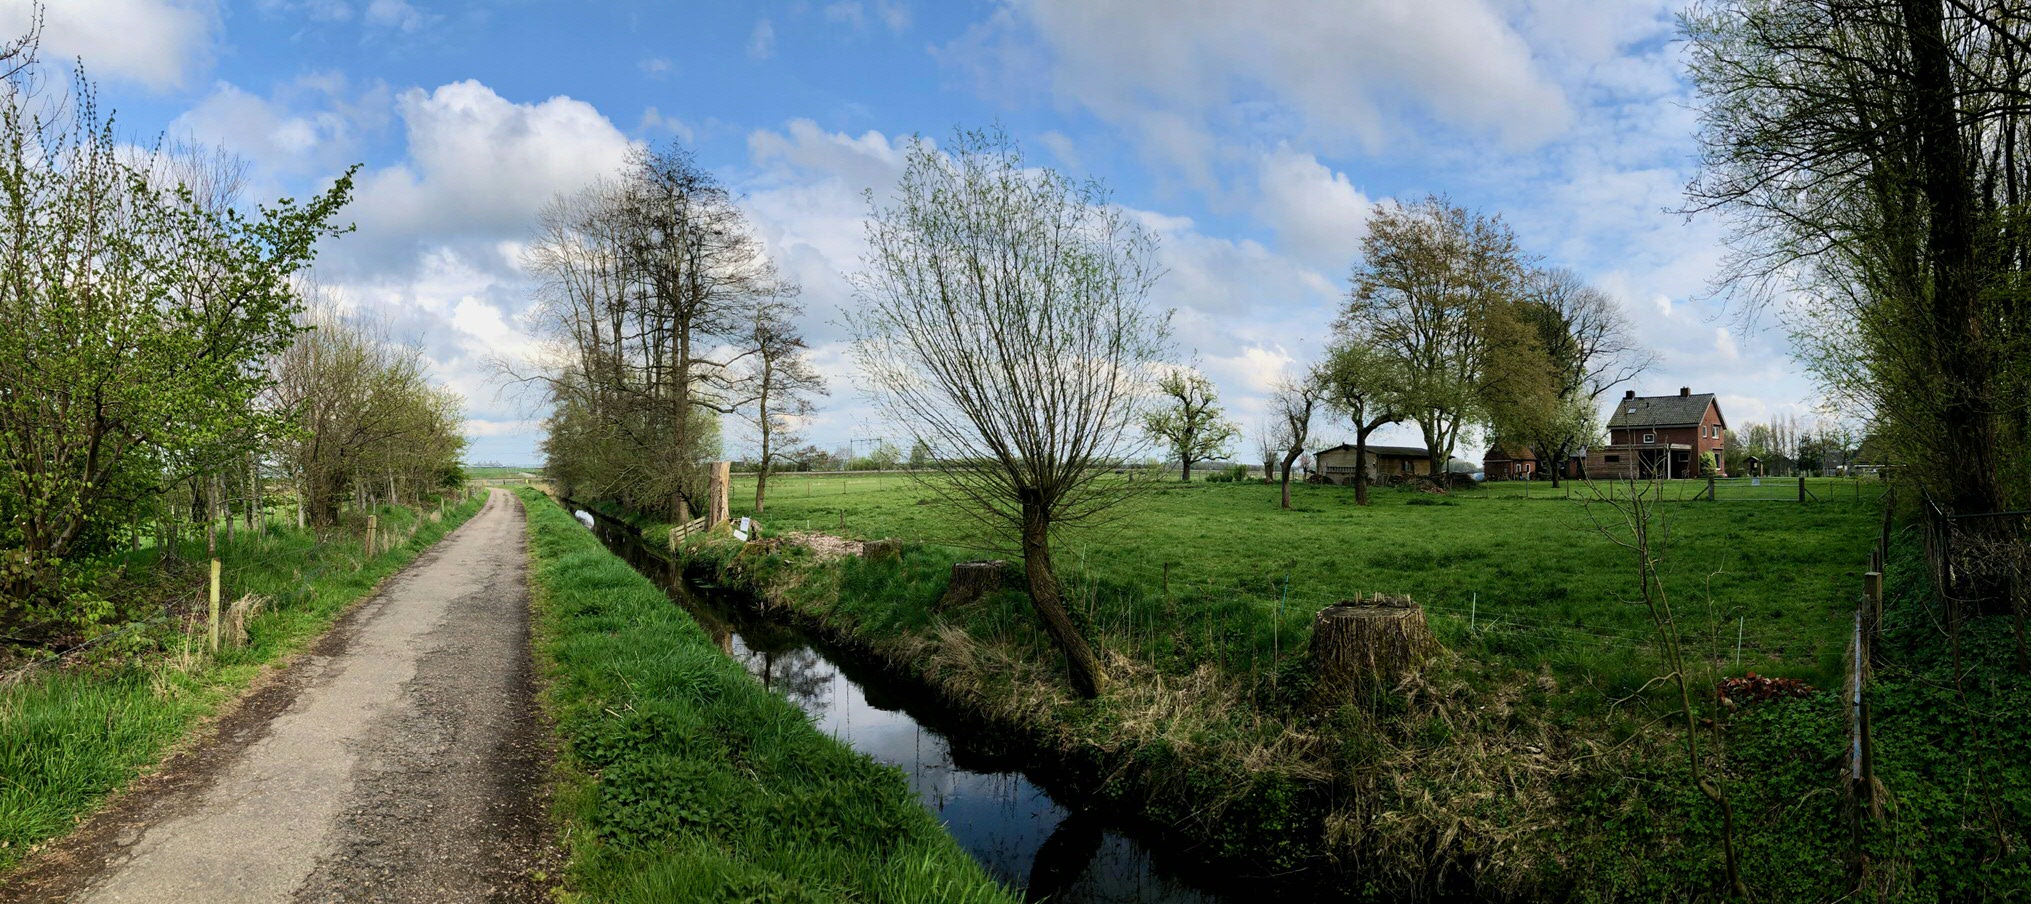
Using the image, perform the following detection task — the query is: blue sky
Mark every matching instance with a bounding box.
[9,0,1822,465]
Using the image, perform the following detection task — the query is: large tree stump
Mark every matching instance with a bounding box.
[863,538,903,562]
[1308,594,1438,708]
[938,560,1005,610]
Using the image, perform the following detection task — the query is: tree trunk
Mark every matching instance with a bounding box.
[939,560,1005,610]
[1179,457,1191,482]
[1020,490,1106,697]
[1279,449,1301,509]
[1354,428,1374,506]
[754,466,769,514]
[1904,0,2007,611]
[1308,595,1437,709]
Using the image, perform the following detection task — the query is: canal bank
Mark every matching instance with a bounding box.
[515,490,1016,903]
[576,502,1237,903]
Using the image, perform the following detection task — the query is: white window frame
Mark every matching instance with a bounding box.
[1643,432,1655,444]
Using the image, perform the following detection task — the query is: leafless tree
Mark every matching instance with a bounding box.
[738,297,826,513]
[1267,377,1323,509]
[520,144,792,516]
[848,129,1169,698]
[1509,267,1654,487]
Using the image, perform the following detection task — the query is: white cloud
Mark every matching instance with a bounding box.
[363,0,430,32]
[639,57,672,77]
[1254,147,1373,272]
[1714,326,1739,360]
[339,80,636,272]
[944,0,1570,180]
[748,19,776,60]
[170,75,389,180]
[0,0,215,89]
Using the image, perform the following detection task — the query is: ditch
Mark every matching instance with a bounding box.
[576,509,1234,904]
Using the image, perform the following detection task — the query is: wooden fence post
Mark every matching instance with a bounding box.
[1707,474,1716,502]
[208,519,221,654]
[1800,475,1808,504]
[365,514,377,558]
[1864,571,1883,639]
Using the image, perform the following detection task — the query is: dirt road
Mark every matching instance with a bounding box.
[7,490,552,903]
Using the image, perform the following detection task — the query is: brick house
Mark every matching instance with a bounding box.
[1481,441,1537,481]
[1583,388,1728,480]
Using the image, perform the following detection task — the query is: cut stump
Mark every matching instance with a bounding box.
[939,561,1005,610]
[1308,594,1437,708]
[863,539,903,562]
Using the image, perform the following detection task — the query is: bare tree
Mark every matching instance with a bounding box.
[848,129,1169,698]
[739,297,825,514]
[1268,377,1323,509]
[519,144,792,516]
[1144,367,1238,482]
[1505,268,1654,487]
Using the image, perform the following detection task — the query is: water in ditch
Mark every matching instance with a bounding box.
[579,512,1232,904]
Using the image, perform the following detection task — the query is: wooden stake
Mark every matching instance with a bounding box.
[366,513,377,558]
[208,554,221,654]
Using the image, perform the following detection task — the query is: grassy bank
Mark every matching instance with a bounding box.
[514,488,1015,904]
[0,492,487,875]
[625,473,2027,900]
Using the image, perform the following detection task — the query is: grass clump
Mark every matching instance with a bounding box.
[0,493,487,874]
[515,488,1015,904]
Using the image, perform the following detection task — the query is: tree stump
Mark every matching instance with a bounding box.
[863,539,903,562]
[1308,594,1438,708]
[938,560,1005,610]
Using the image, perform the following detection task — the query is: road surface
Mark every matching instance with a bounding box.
[5,489,552,903]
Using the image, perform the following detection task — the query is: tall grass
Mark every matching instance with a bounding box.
[516,489,1016,904]
[0,494,487,873]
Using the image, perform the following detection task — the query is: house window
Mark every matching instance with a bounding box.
[1605,454,1621,463]
[1643,432,1655,444]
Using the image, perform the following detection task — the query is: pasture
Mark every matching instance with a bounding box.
[729,472,1890,694]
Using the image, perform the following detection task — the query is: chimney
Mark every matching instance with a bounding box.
[1679,386,1690,397]
[1624,390,1636,399]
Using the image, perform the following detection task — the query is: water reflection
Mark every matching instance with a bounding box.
[578,511,1228,904]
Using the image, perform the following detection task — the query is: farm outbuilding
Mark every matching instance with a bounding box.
[1313,444,1442,485]
[1481,442,1537,481]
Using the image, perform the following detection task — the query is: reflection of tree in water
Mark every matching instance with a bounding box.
[1025,809,1102,903]
[741,647,834,715]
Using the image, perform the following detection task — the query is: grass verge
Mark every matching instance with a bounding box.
[515,488,1016,904]
[0,492,487,875]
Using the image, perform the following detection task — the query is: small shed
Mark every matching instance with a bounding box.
[1313,444,1441,485]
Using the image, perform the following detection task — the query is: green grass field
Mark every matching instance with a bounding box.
[516,489,1015,904]
[0,494,486,874]
[729,473,1888,693]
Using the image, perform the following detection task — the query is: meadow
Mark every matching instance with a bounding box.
[727,472,1890,694]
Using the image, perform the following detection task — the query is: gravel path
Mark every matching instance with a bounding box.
[13,490,552,904]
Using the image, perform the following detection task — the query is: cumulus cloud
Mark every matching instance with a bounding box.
[0,0,215,90]
[1254,147,1374,272]
[943,0,1570,180]
[336,80,635,275]
[748,19,775,59]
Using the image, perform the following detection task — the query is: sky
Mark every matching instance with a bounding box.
[6,0,1824,466]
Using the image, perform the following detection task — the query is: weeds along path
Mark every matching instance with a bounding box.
[14,490,551,904]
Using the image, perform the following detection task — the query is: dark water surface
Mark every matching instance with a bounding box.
[579,512,1232,904]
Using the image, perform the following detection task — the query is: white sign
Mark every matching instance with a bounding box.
[1751,478,1761,487]
[732,516,752,542]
